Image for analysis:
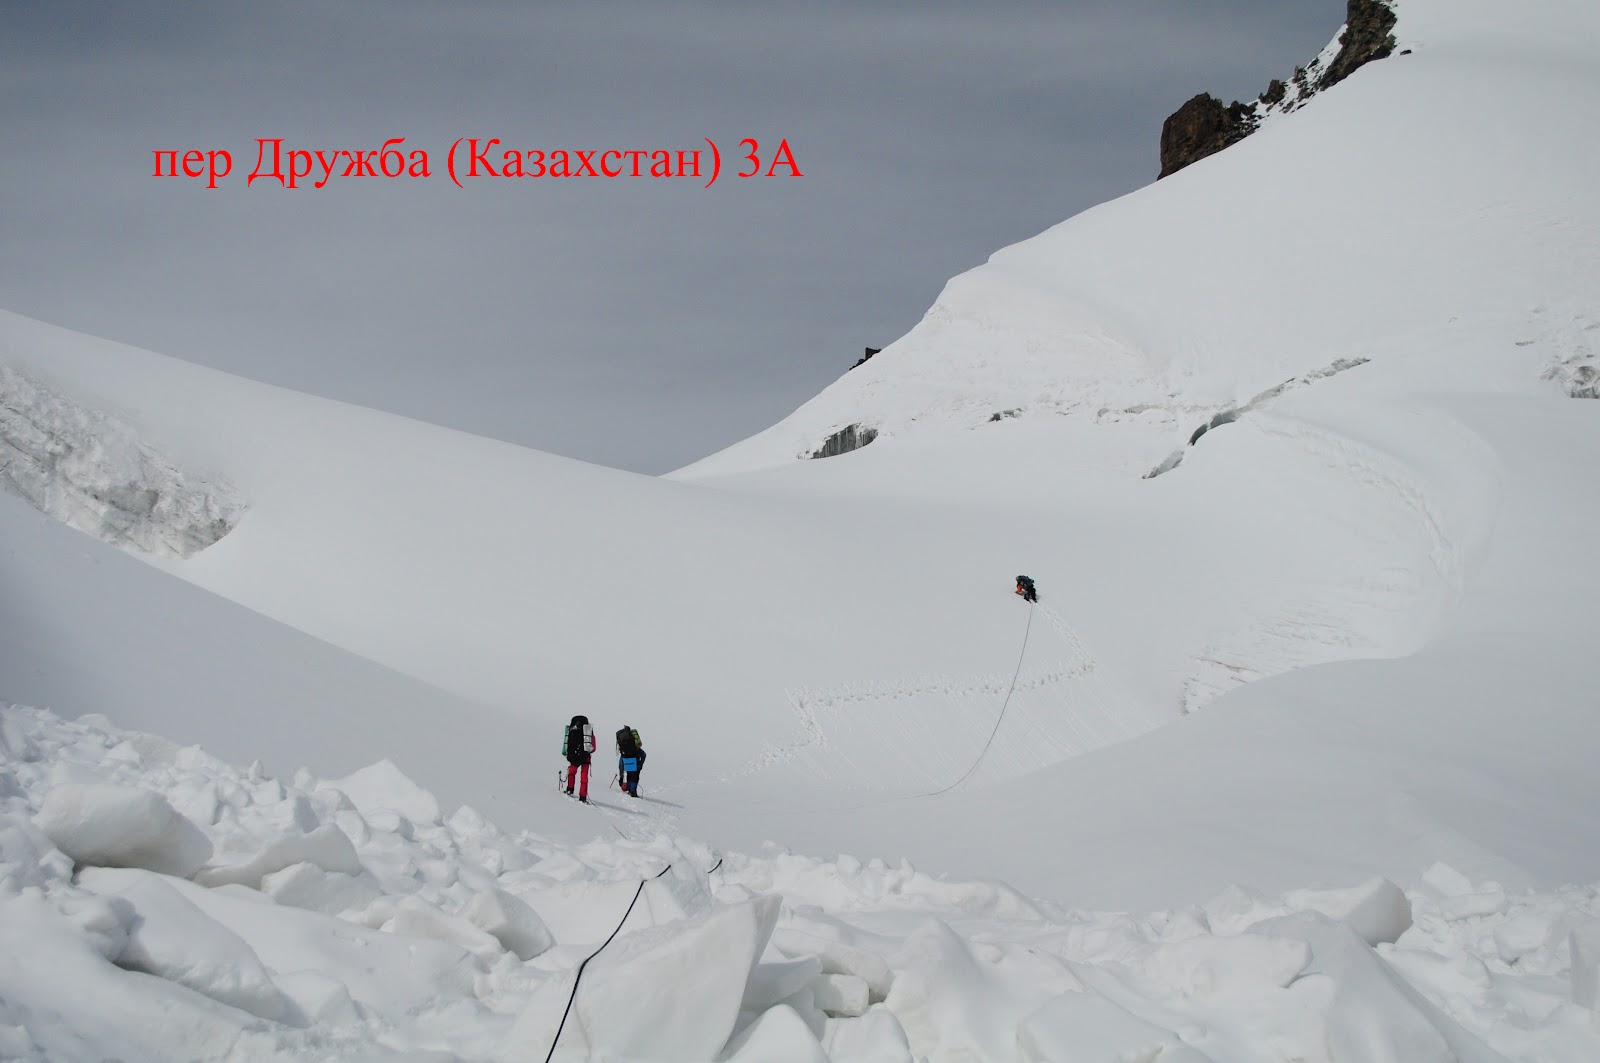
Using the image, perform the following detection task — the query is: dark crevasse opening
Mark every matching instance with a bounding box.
[808,424,878,459]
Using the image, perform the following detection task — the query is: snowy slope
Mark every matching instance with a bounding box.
[4,0,1600,1057]
[0,0,1594,893]
[654,0,1600,899]
[680,0,1599,481]
[679,319,1600,908]
[0,310,1177,791]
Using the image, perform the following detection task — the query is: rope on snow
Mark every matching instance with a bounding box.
[924,600,1036,797]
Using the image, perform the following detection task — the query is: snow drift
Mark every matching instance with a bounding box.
[4,703,1598,1062]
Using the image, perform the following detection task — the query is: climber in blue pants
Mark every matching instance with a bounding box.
[615,726,646,797]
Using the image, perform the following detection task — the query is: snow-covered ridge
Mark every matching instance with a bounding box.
[0,365,243,558]
[679,0,1600,483]
[3,703,1597,1061]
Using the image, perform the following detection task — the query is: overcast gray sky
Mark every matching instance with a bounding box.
[1,1,1339,473]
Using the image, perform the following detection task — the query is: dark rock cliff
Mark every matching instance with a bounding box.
[1158,0,1399,179]
[1322,0,1401,90]
[1159,95,1258,180]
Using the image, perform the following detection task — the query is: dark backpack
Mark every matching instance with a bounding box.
[566,715,590,757]
[616,727,639,756]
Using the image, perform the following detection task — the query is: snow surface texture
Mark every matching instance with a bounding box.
[3,0,1600,1057]
[4,703,1599,1062]
[1537,311,1599,399]
[0,364,242,558]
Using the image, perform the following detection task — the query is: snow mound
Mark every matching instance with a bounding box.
[35,782,212,877]
[823,1005,914,1063]
[0,364,243,558]
[1285,877,1413,947]
[327,758,443,826]
[3,703,1599,1060]
[723,1003,831,1062]
[463,886,555,960]
[1018,990,1213,1063]
[508,895,780,1061]
[77,865,288,1021]
[196,822,363,888]
[0,893,279,1063]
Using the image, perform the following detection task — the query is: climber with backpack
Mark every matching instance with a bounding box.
[616,725,646,798]
[1015,575,1038,603]
[563,714,596,802]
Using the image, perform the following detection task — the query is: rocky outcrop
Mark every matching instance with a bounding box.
[1159,95,1259,179]
[850,347,881,371]
[1158,0,1398,179]
[1323,0,1400,90]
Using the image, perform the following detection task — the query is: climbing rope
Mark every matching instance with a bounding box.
[923,600,1035,797]
[542,850,726,1062]
[833,599,1038,813]
[544,863,673,1063]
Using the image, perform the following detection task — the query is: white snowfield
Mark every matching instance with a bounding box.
[3,0,1600,1057]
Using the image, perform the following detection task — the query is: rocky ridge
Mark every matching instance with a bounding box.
[1159,0,1399,179]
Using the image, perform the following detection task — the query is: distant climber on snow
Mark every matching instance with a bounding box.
[1015,575,1038,602]
[563,714,595,802]
[616,725,646,798]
